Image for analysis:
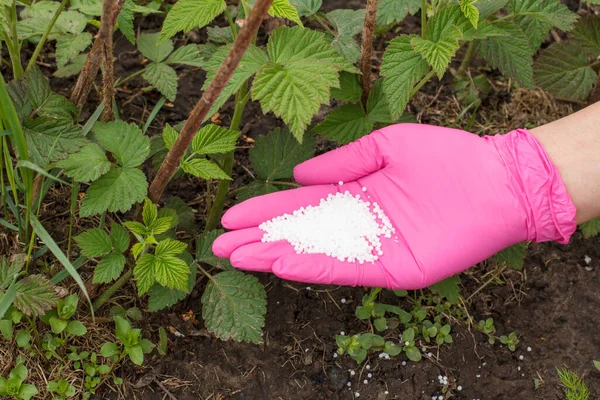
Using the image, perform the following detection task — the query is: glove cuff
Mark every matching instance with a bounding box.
[488,128,577,244]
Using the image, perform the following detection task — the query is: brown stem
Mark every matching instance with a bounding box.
[70,0,124,110]
[101,38,115,121]
[360,0,378,107]
[148,0,274,203]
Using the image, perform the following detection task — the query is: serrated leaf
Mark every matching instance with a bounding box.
[166,44,212,67]
[460,0,479,28]
[207,26,234,43]
[315,104,373,145]
[54,53,87,78]
[572,16,600,58]
[196,230,233,270]
[134,254,157,294]
[428,275,461,303]
[411,25,462,78]
[155,239,187,257]
[202,44,268,120]
[153,256,189,291]
[75,228,112,257]
[381,35,429,118]
[66,320,87,336]
[0,255,25,289]
[330,71,362,102]
[252,26,356,140]
[165,197,197,235]
[55,33,92,68]
[56,143,111,182]
[492,242,528,270]
[181,158,231,180]
[143,63,178,101]
[477,0,508,19]
[148,254,196,311]
[581,217,600,238]
[251,127,315,181]
[366,79,393,123]
[476,21,533,88]
[377,0,421,26]
[110,224,130,253]
[290,0,321,16]
[138,32,174,63]
[18,2,87,39]
[24,118,88,167]
[326,9,364,64]
[80,167,148,216]
[534,42,597,101]
[142,197,158,227]
[94,253,126,283]
[13,275,58,317]
[236,181,280,202]
[269,0,302,26]
[160,0,226,41]
[202,270,266,343]
[118,0,135,44]
[509,0,577,33]
[192,124,238,154]
[93,120,150,168]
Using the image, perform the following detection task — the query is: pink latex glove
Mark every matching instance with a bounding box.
[212,124,577,289]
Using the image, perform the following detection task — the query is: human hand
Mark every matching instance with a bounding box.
[212,124,576,289]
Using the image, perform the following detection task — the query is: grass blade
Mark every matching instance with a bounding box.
[143,96,166,134]
[51,256,86,285]
[82,103,104,137]
[0,218,19,231]
[29,214,94,318]
[16,161,71,186]
[0,279,17,319]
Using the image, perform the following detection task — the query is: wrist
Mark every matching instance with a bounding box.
[487,129,577,244]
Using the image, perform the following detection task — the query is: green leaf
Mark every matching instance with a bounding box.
[127,345,144,365]
[54,53,88,78]
[142,197,158,227]
[55,33,93,68]
[202,270,267,343]
[290,0,321,16]
[155,239,187,257]
[411,25,462,78]
[252,26,357,141]
[18,2,87,38]
[377,0,421,26]
[0,320,13,341]
[124,221,148,237]
[56,143,111,182]
[93,120,150,168]
[75,228,112,257]
[326,9,364,64]
[118,0,135,44]
[80,167,148,217]
[202,44,268,120]
[153,256,189,293]
[165,197,197,235]
[381,35,429,119]
[366,79,393,123]
[251,127,315,180]
[196,230,233,270]
[572,16,600,58]
[23,118,88,167]
[138,32,174,63]
[207,26,234,43]
[581,217,600,238]
[140,338,155,353]
[477,0,508,19]
[114,315,132,339]
[143,63,178,101]
[428,275,461,303]
[166,44,213,67]
[94,252,126,283]
[66,320,87,336]
[181,158,231,180]
[50,316,68,334]
[459,0,479,28]
[100,342,119,358]
[509,0,577,33]
[594,360,600,371]
[475,21,534,88]
[268,0,303,26]
[160,0,226,41]
[330,72,362,102]
[192,124,238,154]
[0,255,25,289]
[13,275,59,317]
[148,258,196,311]
[534,42,597,101]
[405,346,422,362]
[492,242,528,270]
[315,104,373,145]
[16,329,30,347]
[236,181,280,202]
[110,224,130,254]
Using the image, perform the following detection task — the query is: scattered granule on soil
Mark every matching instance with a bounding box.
[259,191,395,263]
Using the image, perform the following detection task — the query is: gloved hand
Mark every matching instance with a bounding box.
[212,124,577,289]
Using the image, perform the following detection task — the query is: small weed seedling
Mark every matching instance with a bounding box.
[46,379,77,400]
[499,332,520,352]
[557,367,590,400]
[0,363,38,400]
[100,316,155,366]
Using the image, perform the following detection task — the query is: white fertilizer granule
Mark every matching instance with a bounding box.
[259,191,395,263]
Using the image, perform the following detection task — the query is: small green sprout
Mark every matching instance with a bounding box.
[499,331,519,352]
[100,316,155,366]
[0,363,38,400]
[47,379,77,399]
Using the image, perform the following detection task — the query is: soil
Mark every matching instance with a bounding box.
[3,1,600,399]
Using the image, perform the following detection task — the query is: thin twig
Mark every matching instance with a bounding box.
[148,0,274,202]
[360,0,378,106]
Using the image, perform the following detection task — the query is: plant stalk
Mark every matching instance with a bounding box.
[9,1,23,78]
[100,0,117,121]
[148,0,274,203]
[92,269,133,312]
[457,41,476,76]
[26,0,68,73]
[410,69,436,97]
[360,0,378,106]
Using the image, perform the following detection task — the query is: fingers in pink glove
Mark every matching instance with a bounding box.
[221,185,338,230]
[293,131,390,185]
[230,241,295,272]
[212,227,264,258]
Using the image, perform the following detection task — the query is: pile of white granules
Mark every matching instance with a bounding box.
[259,189,395,263]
